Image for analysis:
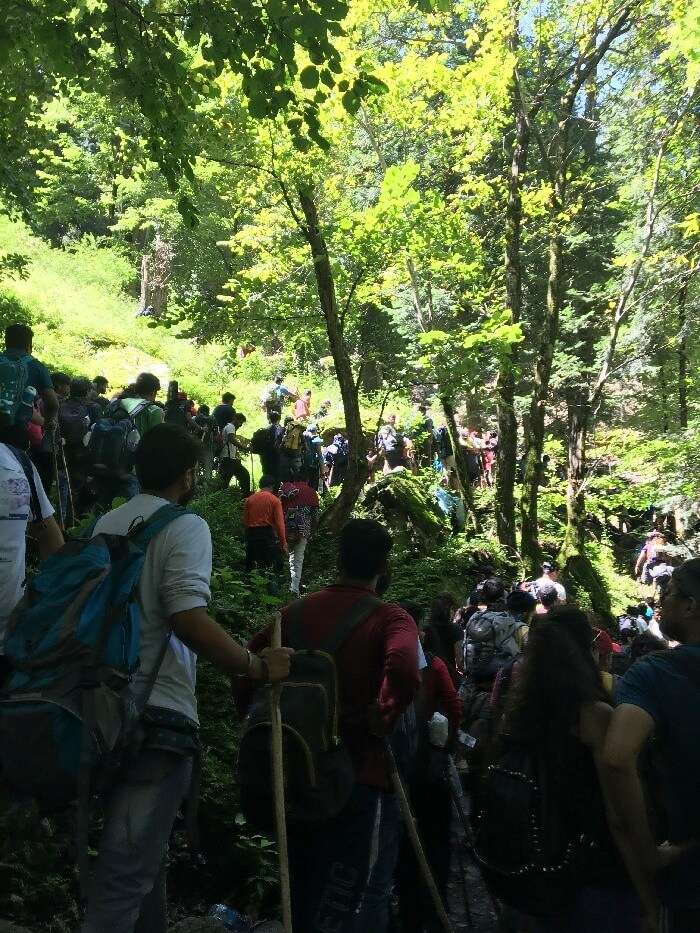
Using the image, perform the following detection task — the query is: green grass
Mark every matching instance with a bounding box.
[0,213,434,437]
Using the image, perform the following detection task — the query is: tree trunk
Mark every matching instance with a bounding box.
[562,392,588,559]
[297,187,368,529]
[440,397,480,531]
[495,55,530,554]
[678,281,689,429]
[659,354,670,433]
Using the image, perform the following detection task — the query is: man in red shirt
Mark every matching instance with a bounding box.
[245,518,420,933]
[243,474,287,575]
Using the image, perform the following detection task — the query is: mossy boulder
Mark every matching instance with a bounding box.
[363,471,448,540]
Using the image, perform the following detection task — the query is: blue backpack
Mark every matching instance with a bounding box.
[0,502,186,813]
[0,353,31,428]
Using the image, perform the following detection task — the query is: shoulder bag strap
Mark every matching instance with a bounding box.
[128,502,188,546]
[321,594,383,654]
[284,594,383,655]
[8,444,43,526]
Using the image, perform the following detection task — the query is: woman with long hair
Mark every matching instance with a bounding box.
[422,591,461,683]
[484,605,650,932]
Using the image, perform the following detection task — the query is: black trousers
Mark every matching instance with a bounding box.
[29,448,55,497]
[219,458,251,496]
[245,526,283,574]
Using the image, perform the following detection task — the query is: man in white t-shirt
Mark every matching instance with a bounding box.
[534,561,567,603]
[82,424,292,933]
[0,442,63,680]
[218,412,251,496]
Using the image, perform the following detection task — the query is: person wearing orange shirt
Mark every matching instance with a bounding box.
[243,474,287,575]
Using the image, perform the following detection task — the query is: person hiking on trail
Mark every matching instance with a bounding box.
[280,471,320,595]
[0,441,63,683]
[27,370,69,495]
[434,423,458,488]
[219,412,251,497]
[535,582,559,615]
[412,404,434,469]
[534,560,567,602]
[423,591,462,685]
[303,422,324,491]
[89,375,110,412]
[293,389,312,421]
[279,416,306,482]
[483,430,498,487]
[241,518,420,933]
[603,559,700,933]
[80,425,292,933]
[460,427,484,486]
[212,391,237,431]
[462,578,528,684]
[314,398,332,420]
[395,609,462,933]
[635,530,667,584]
[89,372,164,505]
[378,414,406,473]
[1,323,60,450]
[243,474,287,575]
[324,432,349,487]
[58,376,100,519]
[475,606,644,931]
[250,410,284,489]
[262,374,296,416]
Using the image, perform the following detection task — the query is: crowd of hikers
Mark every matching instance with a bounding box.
[0,323,699,933]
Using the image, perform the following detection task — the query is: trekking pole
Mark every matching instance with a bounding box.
[386,744,455,933]
[270,612,293,933]
[51,429,66,531]
[59,441,76,528]
[445,756,501,920]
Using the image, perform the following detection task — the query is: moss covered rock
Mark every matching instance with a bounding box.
[363,471,448,540]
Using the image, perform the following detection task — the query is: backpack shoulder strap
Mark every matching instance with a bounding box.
[322,594,383,654]
[7,444,43,525]
[129,503,188,548]
[284,593,383,654]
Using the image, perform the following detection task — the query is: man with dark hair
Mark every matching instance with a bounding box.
[1,323,59,448]
[212,391,237,431]
[536,583,559,614]
[89,375,110,412]
[603,558,700,933]
[243,474,287,574]
[462,577,526,683]
[83,424,292,933]
[244,518,420,933]
[219,412,250,496]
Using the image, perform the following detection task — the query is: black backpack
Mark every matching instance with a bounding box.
[87,399,150,478]
[164,399,189,429]
[58,399,91,448]
[237,594,381,828]
[473,739,590,917]
[250,426,278,456]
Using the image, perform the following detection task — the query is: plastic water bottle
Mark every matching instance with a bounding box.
[428,711,449,748]
[208,904,253,931]
[18,384,37,425]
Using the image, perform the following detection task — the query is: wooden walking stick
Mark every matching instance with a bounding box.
[386,745,455,933]
[270,611,293,933]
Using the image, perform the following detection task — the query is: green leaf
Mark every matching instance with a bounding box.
[300,65,319,88]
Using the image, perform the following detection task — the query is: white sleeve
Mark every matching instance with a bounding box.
[30,462,54,522]
[159,515,213,618]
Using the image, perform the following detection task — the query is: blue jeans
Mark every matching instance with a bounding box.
[353,792,401,933]
[81,749,193,933]
[288,784,385,933]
